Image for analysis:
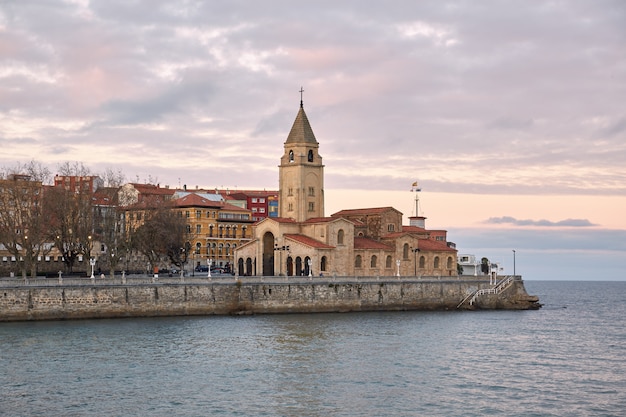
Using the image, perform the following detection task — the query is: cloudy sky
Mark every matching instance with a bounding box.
[1,1,625,281]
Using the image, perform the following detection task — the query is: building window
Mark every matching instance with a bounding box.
[289,150,294,162]
[403,243,409,259]
[288,203,293,211]
[308,186,315,196]
[337,229,344,245]
[196,210,201,219]
[355,255,362,268]
[308,202,314,212]
[186,225,191,233]
[321,256,327,272]
[196,224,201,234]
[434,256,440,269]
[419,256,425,268]
[447,256,453,269]
[195,242,201,254]
[185,210,190,218]
[308,149,313,162]
[209,225,214,237]
[242,226,247,238]
[259,208,265,213]
[370,255,377,268]
[386,256,392,268]
[259,198,265,203]
[288,188,293,196]
[387,224,395,232]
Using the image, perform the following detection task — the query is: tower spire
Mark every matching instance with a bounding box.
[299,86,304,108]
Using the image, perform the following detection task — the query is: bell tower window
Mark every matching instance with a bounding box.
[289,150,294,162]
[308,150,313,162]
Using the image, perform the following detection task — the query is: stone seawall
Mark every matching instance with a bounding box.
[0,277,541,321]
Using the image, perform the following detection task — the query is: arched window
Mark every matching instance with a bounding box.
[337,229,344,245]
[386,256,392,268]
[370,255,377,268]
[195,242,201,254]
[355,255,362,268]
[419,255,425,268]
[289,150,294,162]
[320,256,327,272]
[403,243,409,259]
[447,256,453,269]
[434,256,440,269]
[308,149,313,162]
[209,224,214,237]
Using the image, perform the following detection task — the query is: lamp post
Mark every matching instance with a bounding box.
[308,259,312,278]
[396,259,401,277]
[411,247,420,276]
[512,249,516,277]
[89,257,96,279]
[274,240,289,276]
[207,258,213,278]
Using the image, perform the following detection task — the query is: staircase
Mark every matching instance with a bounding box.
[456,276,515,309]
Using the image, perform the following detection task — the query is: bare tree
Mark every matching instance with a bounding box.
[128,205,190,274]
[0,174,50,278]
[44,185,95,274]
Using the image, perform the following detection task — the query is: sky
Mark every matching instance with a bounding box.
[1,1,625,281]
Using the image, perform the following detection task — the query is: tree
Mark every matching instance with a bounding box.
[0,162,53,278]
[480,257,490,275]
[44,184,95,274]
[128,205,190,274]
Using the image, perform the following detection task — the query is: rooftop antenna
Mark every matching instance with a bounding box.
[299,86,304,108]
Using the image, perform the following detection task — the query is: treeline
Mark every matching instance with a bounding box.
[0,161,191,279]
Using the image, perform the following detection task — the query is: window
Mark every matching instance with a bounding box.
[370,255,377,268]
[355,255,362,268]
[259,198,265,203]
[308,202,314,212]
[252,207,258,212]
[337,229,344,245]
[308,186,315,196]
[320,256,327,272]
[308,149,313,162]
[196,210,201,219]
[386,256,392,268]
[209,225,214,237]
[419,256,425,268]
[403,243,409,259]
[259,208,265,213]
[195,242,201,254]
[447,257,453,269]
[185,210,190,218]
[242,226,247,238]
[251,198,257,203]
[288,188,293,196]
[387,224,395,232]
[289,150,294,162]
[196,224,201,234]
[434,256,440,269]
[186,225,191,233]
[288,203,293,211]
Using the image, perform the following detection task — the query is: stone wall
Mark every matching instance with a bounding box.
[0,278,540,321]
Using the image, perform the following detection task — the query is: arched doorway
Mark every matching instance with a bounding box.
[304,256,311,276]
[262,232,275,276]
[295,257,303,276]
[237,258,244,276]
[246,257,254,276]
[287,256,293,276]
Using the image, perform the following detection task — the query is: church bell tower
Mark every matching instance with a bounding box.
[278,90,325,222]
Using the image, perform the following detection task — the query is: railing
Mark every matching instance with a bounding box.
[0,274,497,288]
[456,275,516,309]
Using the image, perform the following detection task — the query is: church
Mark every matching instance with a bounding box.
[235,98,457,278]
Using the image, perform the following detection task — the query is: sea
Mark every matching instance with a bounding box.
[1,280,625,417]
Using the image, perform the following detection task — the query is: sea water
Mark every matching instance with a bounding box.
[1,281,625,416]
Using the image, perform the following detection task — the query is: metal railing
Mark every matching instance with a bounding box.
[456,275,516,309]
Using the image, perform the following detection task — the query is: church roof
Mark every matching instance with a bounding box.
[416,238,457,252]
[284,234,335,249]
[285,106,318,145]
[354,237,394,250]
[331,206,401,217]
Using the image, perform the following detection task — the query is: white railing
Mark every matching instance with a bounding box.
[457,275,516,308]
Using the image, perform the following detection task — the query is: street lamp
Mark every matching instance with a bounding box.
[274,240,289,276]
[396,259,401,277]
[207,258,213,278]
[89,257,96,279]
[410,247,420,276]
[308,259,312,278]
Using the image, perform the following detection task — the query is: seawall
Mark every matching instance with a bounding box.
[0,276,541,321]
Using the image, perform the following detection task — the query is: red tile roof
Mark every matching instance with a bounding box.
[284,234,335,249]
[354,237,394,250]
[331,206,400,217]
[416,239,456,252]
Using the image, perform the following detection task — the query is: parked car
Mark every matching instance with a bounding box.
[195,265,209,272]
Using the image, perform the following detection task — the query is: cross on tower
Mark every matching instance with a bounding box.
[299,86,304,108]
